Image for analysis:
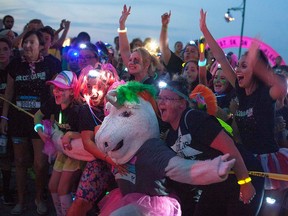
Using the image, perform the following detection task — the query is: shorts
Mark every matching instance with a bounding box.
[8,109,39,139]
[53,152,86,172]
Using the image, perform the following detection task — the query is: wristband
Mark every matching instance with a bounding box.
[117,27,127,33]
[34,123,44,133]
[0,116,9,121]
[238,177,252,185]
[199,43,205,53]
[198,59,207,67]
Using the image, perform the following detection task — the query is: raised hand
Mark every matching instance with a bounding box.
[246,38,261,73]
[62,19,71,30]
[161,11,171,27]
[199,9,207,33]
[119,4,131,29]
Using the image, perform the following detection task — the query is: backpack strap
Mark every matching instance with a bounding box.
[184,109,194,130]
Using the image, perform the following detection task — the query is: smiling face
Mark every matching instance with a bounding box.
[52,86,74,109]
[127,51,143,76]
[157,89,186,129]
[235,55,254,88]
[182,61,198,84]
[85,77,106,107]
[213,69,229,94]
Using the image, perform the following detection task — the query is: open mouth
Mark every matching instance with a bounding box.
[237,75,244,81]
[160,108,167,117]
[112,140,124,151]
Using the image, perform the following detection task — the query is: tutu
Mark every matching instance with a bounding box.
[98,189,181,216]
[256,148,288,190]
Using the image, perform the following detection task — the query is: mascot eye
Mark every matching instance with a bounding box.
[120,111,132,117]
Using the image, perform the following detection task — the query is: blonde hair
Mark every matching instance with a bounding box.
[132,47,160,77]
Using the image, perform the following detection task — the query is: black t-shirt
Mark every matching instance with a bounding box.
[166,108,223,161]
[234,80,279,154]
[78,104,105,132]
[41,97,80,133]
[165,50,183,76]
[7,56,61,114]
[114,138,176,196]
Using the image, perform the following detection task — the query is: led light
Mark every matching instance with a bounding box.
[88,69,100,78]
[79,43,87,49]
[266,196,276,205]
[158,81,167,89]
[189,40,196,45]
[158,81,190,101]
[200,43,205,53]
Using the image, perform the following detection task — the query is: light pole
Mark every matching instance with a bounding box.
[224,0,246,58]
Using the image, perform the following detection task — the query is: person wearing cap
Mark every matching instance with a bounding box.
[34,70,85,216]
[0,30,61,215]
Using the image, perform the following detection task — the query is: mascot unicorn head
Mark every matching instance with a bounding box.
[95,81,159,164]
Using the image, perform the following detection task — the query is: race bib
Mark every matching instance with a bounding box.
[16,96,41,109]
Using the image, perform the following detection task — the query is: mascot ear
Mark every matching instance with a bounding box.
[106,90,121,109]
[105,102,113,115]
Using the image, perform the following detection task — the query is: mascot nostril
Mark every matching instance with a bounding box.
[94,81,235,215]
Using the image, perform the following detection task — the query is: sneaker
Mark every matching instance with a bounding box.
[2,194,15,205]
[35,200,48,215]
[10,203,25,215]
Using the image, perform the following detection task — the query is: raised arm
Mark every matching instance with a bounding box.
[118,5,132,67]
[52,19,71,49]
[200,9,236,87]
[247,40,287,100]
[159,11,172,65]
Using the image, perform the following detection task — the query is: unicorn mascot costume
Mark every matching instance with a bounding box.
[95,81,236,216]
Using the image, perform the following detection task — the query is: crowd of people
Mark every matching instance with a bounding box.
[0,4,288,216]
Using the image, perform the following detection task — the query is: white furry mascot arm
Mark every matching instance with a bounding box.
[165,153,234,185]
